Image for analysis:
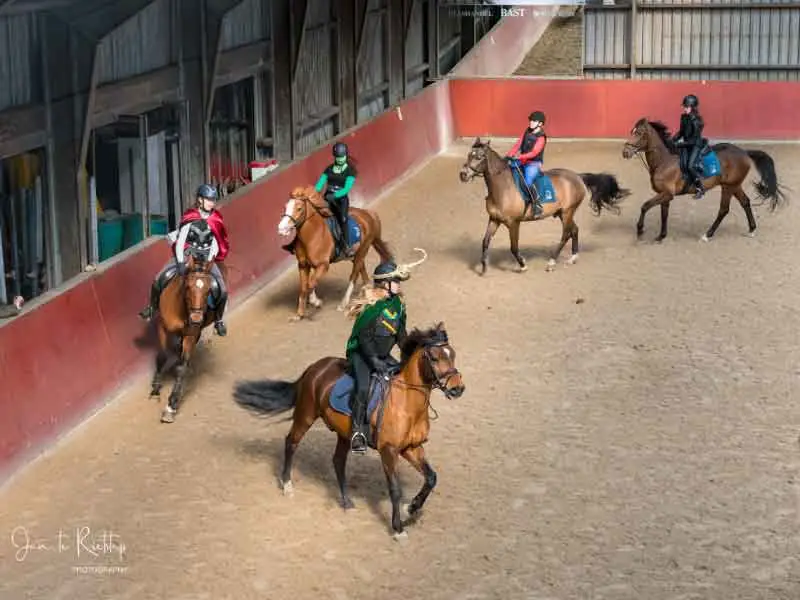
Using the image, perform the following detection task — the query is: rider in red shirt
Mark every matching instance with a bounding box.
[506,111,547,202]
[139,184,230,336]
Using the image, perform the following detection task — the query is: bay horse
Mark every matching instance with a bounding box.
[622,118,786,242]
[233,321,465,539]
[459,137,630,274]
[278,185,394,321]
[149,247,221,423]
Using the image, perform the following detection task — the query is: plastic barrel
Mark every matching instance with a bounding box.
[122,213,144,250]
[149,215,168,236]
[98,218,124,262]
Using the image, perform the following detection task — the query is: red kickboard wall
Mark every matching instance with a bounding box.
[449,78,800,140]
[0,80,453,480]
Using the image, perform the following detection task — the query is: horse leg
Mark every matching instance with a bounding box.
[280,414,315,496]
[479,218,501,275]
[507,221,526,272]
[307,263,329,311]
[338,251,366,311]
[380,445,406,538]
[636,192,670,239]
[733,186,757,237]
[701,186,732,242]
[162,336,195,423]
[291,265,311,322]
[401,445,437,519]
[546,216,572,272]
[150,325,169,397]
[655,200,672,242]
[332,436,355,509]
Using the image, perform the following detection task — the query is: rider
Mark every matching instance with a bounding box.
[506,111,547,203]
[138,183,231,336]
[315,142,357,257]
[671,94,706,199]
[344,260,408,454]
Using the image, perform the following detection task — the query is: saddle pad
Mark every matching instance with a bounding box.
[329,372,385,419]
[700,150,721,177]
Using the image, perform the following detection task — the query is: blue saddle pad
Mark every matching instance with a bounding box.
[329,372,385,419]
[510,166,557,207]
[326,216,362,251]
[700,150,721,177]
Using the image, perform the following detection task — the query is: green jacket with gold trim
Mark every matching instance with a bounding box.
[345,294,406,370]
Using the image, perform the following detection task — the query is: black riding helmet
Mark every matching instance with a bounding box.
[332,142,348,158]
[196,183,218,201]
[682,94,699,109]
[528,111,546,124]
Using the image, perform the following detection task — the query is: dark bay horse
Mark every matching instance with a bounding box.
[233,322,465,539]
[150,249,221,423]
[277,186,394,321]
[623,118,786,242]
[459,138,630,274]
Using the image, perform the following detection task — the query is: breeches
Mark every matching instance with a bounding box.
[522,161,542,186]
[679,146,703,181]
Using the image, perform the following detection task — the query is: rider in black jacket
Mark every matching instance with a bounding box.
[672,94,706,199]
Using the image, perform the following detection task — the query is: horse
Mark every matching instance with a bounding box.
[622,118,786,242]
[459,137,630,275]
[278,185,394,321]
[233,321,465,539]
[149,247,221,423]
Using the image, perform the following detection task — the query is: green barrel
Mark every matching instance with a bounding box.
[98,217,124,262]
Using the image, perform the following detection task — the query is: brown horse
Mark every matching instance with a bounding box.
[622,118,786,242]
[149,250,221,423]
[233,321,465,539]
[459,137,630,274]
[277,186,394,321]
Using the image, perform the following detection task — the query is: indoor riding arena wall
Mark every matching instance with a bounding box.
[1,75,799,482]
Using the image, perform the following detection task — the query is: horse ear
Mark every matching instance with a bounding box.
[485,139,491,146]
[473,136,481,146]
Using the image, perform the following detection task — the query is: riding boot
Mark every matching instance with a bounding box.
[694,179,705,199]
[213,295,228,336]
[350,390,368,454]
[339,213,354,257]
[138,281,160,321]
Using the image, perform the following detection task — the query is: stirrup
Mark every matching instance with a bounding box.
[350,431,367,453]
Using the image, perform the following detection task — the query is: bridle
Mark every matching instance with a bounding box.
[281,193,329,231]
[181,249,213,327]
[623,130,650,171]
[422,342,462,399]
[461,148,487,182]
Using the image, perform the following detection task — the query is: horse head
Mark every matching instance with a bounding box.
[623,118,674,158]
[400,321,465,399]
[182,245,214,327]
[278,186,324,239]
[459,137,492,182]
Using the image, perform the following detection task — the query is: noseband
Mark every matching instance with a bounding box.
[281,195,329,231]
[422,342,461,398]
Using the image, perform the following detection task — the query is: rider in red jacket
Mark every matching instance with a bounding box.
[139,184,230,336]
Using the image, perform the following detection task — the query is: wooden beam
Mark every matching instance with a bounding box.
[291,0,309,81]
[356,0,369,57]
[404,0,415,40]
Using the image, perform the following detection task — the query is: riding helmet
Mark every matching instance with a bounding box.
[332,142,348,158]
[682,94,699,109]
[196,183,218,201]
[529,111,546,124]
[373,260,408,282]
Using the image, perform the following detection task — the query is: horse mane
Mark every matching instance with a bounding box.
[400,322,449,366]
[290,185,326,208]
[471,138,506,176]
[643,119,674,149]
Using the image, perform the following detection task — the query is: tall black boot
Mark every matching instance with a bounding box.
[339,213,353,257]
[350,391,368,454]
[214,295,228,336]
[138,281,160,321]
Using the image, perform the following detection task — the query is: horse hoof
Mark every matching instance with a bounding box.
[392,530,409,542]
[700,234,710,243]
[289,315,303,322]
[282,481,294,496]
[341,497,355,510]
[744,231,756,238]
[545,260,556,272]
[516,263,528,273]
[566,254,578,265]
[149,388,161,398]
[160,408,176,423]
[336,304,345,312]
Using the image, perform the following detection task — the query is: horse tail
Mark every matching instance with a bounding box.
[233,379,297,415]
[579,173,631,216]
[746,150,787,211]
[365,210,394,262]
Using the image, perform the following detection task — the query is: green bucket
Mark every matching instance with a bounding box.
[149,215,168,236]
[122,213,144,250]
[98,217,124,262]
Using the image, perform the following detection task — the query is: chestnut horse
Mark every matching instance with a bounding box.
[149,249,221,423]
[278,186,393,321]
[233,322,465,539]
[623,118,786,242]
[459,138,630,274]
